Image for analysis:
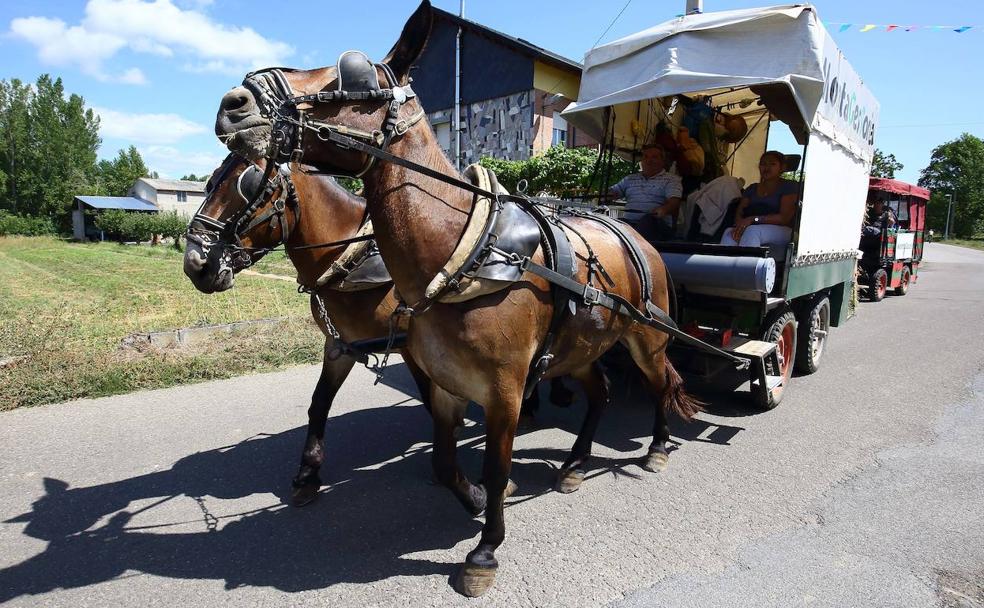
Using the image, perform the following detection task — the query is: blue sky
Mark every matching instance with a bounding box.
[1,0,982,183]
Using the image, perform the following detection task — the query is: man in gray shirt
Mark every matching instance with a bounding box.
[608,144,683,241]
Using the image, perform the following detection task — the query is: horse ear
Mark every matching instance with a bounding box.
[383,0,433,83]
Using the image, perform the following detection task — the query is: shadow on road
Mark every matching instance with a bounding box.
[1,363,748,602]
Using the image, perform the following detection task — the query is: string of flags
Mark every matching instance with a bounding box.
[824,22,974,34]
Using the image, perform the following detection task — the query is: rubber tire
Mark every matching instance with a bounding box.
[869,268,888,302]
[754,309,797,410]
[894,265,911,296]
[794,296,830,375]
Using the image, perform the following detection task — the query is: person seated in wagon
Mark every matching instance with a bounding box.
[720,150,798,248]
[607,143,683,242]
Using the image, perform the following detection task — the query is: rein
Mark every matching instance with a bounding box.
[242,56,750,369]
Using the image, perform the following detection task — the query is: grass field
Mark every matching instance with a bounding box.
[938,237,984,252]
[0,237,324,409]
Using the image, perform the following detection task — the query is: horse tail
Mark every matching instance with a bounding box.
[661,357,703,421]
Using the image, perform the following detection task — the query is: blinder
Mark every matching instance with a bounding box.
[237,163,267,203]
[336,51,381,93]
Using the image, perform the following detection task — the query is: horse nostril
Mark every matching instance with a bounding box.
[184,248,207,274]
[219,87,255,117]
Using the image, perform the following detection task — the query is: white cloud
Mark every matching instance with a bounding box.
[118,67,148,85]
[9,16,139,83]
[93,106,207,144]
[9,0,293,83]
[139,145,224,179]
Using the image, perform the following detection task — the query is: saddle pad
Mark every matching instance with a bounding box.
[315,219,377,288]
[331,249,393,292]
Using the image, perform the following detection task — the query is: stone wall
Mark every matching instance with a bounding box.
[427,89,535,166]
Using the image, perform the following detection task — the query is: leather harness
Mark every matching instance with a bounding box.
[234,54,750,380]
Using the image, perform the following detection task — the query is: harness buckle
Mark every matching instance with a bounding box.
[393,120,410,136]
[583,285,602,306]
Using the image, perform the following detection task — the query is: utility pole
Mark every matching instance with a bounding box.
[686,0,703,14]
[944,193,954,239]
[454,0,464,171]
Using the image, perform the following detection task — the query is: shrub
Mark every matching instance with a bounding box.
[149,211,189,248]
[480,146,636,198]
[0,211,57,236]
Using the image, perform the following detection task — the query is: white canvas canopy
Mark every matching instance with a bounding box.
[563,4,878,164]
[562,4,880,260]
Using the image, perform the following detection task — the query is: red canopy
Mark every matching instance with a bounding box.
[868,177,931,201]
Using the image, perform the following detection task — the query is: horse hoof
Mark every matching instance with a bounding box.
[517,413,536,431]
[454,563,497,597]
[642,451,669,473]
[290,483,320,507]
[504,479,519,498]
[555,468,585,494]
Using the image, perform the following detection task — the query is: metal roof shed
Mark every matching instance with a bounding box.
[72,196,159,240]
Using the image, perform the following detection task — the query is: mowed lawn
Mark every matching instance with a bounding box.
[0,237,324,409]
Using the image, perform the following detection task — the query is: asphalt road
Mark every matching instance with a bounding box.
[1,243,982,608]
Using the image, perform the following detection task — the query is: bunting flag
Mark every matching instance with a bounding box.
[825,22,974,33]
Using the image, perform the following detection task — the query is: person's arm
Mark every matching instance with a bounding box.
[652,175,683,218]
[730,196,752,241]
[751,193,797,226]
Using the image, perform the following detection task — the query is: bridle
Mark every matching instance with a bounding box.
[186,154,300,272]
[241,50,426,177]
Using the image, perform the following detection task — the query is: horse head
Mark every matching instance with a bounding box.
[182,154,297,293]
[214,1,432,176]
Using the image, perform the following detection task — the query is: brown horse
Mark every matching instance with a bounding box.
[182,154,435,507]
[214,2,699,596]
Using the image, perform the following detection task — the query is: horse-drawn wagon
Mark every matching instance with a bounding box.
[562,4,879,408]
[860,177,930,301]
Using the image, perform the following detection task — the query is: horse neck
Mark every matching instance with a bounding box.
[285,171,367,288]
[361,125,473,304]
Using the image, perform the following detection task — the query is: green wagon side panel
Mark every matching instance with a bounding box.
[828,279,852,327]
[786,258,857,301]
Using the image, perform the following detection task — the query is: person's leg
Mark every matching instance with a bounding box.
[720,227,739,246]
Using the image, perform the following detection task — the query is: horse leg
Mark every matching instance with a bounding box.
[290,339,356,506]
[455,392,520,597]
[518,389,539,429]
[401,352,432,413]
[430,385,487,515]
[624,331,701,473]
[549,376,575,407]
[555,362,610,494]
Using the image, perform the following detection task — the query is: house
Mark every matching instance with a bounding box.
[72,195,158,240]
[128,177,206,217]
[411,7,596,167]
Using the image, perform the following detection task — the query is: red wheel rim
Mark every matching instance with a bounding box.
[877,274,887,299]
[777,321,795,379]
[902,268,910,288]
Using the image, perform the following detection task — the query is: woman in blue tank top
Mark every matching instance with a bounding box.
[721,150,799,247]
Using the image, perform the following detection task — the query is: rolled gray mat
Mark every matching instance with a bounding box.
[660,252,776,293]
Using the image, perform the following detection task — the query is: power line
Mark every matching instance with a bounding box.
[591,0,634,49]
[879,122,984,129]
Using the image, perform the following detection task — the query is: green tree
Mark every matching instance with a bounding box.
[99,146,149,196]
[0,75,101,224]
[0,79,35,214]
[179,173,206,181]
[871,148,903,179]
[919,133,984,238]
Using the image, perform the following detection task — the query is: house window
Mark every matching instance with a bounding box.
[177,191,187,203]
[551,111,568,147]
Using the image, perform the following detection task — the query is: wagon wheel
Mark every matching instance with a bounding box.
[795,296,830,375]
[869,268,888,302]
[894,265,911,296]
[754,308,797,409]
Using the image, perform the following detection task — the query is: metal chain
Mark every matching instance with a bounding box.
[192,496,219,533]
[310,290,341,339]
